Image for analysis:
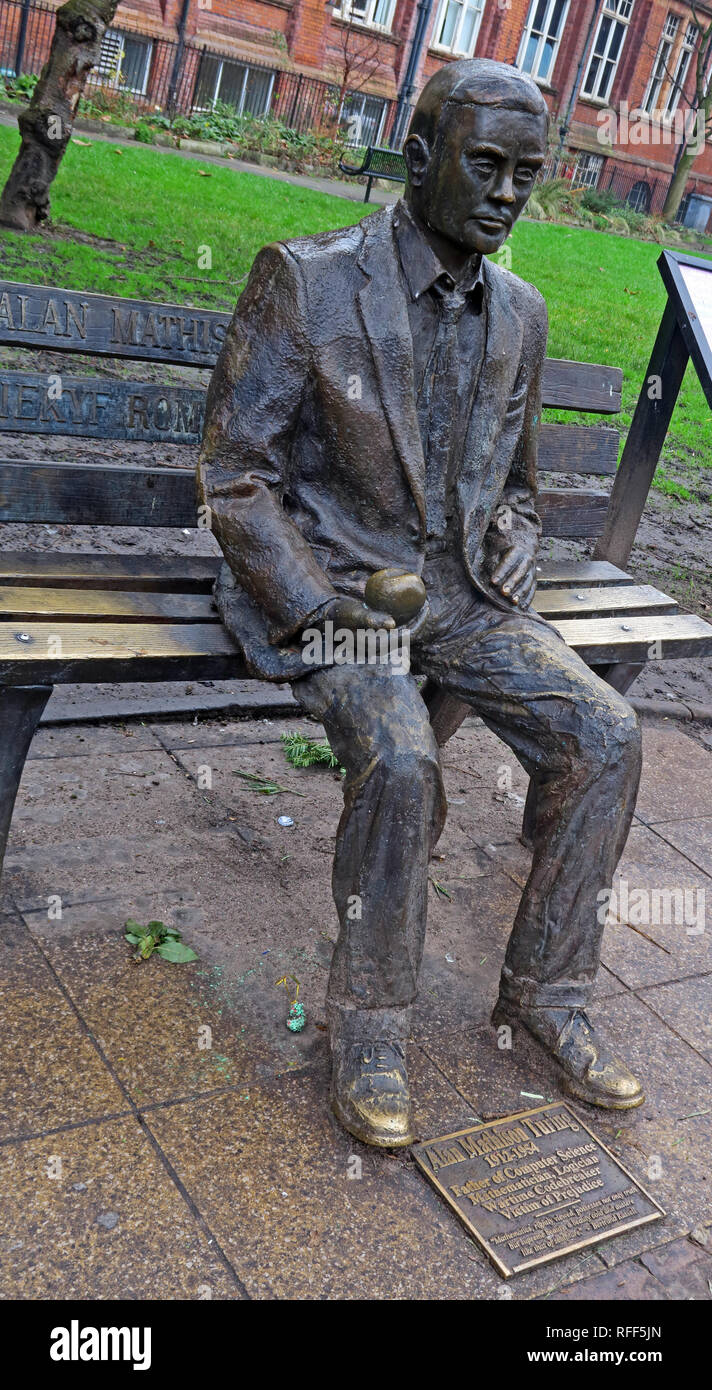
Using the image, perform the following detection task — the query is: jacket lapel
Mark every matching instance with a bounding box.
[356,207,426,529]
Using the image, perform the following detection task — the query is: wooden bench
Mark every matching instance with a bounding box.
[1,277,711,881]
[338,146,407,202]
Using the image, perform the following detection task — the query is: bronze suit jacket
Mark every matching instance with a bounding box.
[197,202,548,681]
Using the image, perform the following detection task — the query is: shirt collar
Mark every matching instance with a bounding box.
[393,199,484,307]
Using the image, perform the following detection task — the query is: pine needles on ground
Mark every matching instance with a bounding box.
[281,730,342,771]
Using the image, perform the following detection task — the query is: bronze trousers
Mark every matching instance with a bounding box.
[292,586,641,1043]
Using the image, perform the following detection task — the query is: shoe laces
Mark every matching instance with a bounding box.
[359,1042,405,1071]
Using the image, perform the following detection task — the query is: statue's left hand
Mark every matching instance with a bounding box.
[489,544,537,609]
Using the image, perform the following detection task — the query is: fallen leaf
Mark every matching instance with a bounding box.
[197,168,212,177]
[71,138,92,146]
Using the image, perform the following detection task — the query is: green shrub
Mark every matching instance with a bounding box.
[4,72,38,102]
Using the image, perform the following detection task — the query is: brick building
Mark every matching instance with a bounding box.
[5,0,712,222]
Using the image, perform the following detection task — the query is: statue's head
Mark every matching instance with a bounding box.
[404,59,548,257]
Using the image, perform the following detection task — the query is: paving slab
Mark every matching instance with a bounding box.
[27,722,164,760]
[647,816,712,877]
[0,1116,243,1300]
[636,976,712,1066]
[144,1072,603,1300]
[0,916,127,1141]
[608,825,712,975]
[10,748,206,849]
[635,725,712,823]
[1,712,710,1299]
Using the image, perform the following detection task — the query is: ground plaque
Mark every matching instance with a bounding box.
[412,1102,664,1278]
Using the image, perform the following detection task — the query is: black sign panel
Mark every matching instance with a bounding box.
[659,249,712,408]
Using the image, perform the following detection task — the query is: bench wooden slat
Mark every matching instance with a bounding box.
[542,359,623,413]
[0,586,217,623]
[538,423,618,474]
[534,584,677,619]
[0,620,242,684]
[5,580,672,624]
[0,459,196,528]
[0,373,205,444]
[0,284,620,416]
[0,374,619,476]
[538,489,609,538]
[0,463,608,538]
[1,609,710,685]
[536,560,633,587]
[0,282,227,367]
[551,613,712,663]
[0,552,220,591]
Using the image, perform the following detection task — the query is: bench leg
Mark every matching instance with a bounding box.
[519,661,643,848]
[596,662,644,696]
[0,686,52,887]
[364,176,373,203]
[422,681,471,748]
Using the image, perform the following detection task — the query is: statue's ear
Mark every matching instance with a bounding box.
[404,134,429,187]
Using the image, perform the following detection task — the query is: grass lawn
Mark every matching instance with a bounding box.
[0,124,710,495]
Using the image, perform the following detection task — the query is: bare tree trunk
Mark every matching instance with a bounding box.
[0,0,119,232]
[662,146,698,223]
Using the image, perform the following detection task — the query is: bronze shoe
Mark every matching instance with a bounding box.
[492,1000,645,1110]
[331,1039,415,1147]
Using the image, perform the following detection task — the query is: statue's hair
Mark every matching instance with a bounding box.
[407,59,548,148]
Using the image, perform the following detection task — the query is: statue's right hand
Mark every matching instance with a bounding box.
[320,596,395,631]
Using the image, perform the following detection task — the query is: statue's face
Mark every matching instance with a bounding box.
[412,102,548,256]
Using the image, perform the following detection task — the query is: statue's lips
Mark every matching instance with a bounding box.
[474,215,509,232]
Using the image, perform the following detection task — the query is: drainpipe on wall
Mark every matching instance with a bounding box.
[555,0,605,167]
[168,0,192,115]
[391,0,435,147]
[14,0,33,77]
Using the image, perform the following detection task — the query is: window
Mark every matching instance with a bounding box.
[432,0,485,56]
[582,0,634,102]
[340,91,387,146]
[627,179,651,211]
[91,29,153,96]
[516,0,569,84]
[194,58,274,116]
[332,0,397,30]
[571,151,604,186]
[643,13,680,113]
[665,20,698,116]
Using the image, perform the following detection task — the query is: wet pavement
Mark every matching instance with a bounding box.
[0,710,710,1300]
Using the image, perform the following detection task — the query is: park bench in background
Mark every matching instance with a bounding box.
[1,277,712,880]
[338,146,407,201]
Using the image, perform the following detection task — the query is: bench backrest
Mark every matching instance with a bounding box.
[0,279,621,541]
[364,148,407,181]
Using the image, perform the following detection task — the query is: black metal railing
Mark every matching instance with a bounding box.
[0,0,411,145]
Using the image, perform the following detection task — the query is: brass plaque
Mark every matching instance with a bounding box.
[412,1102,664,1278]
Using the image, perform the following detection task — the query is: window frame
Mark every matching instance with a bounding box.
[642,12,681,114]
[91,28,153,97]
[332,0,397,32]
[431,0,486,57]
[581,0,634,103]
[193,58,275,117]
[516,0,571,85]
[339,89,388,146]
[571,150,605,187]
[665,20,698,116]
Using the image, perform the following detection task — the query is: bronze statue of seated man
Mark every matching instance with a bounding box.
[199,58,644,1148]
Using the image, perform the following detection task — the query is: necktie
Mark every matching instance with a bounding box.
[418,284,468,543]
